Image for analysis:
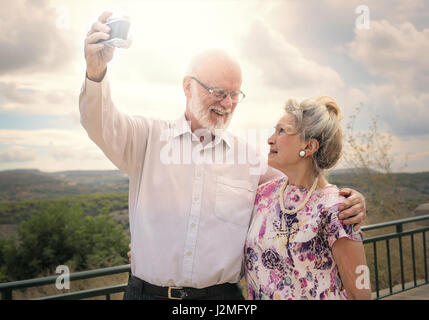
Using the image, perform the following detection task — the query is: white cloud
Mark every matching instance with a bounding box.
[347,20,429,90]
[0,80,78,115]
[0,128,116,171]
[239,20,344,93]
[0,0,76,75]
[0,146,36,163]
[344,20,429,136]
[0,128,89,148]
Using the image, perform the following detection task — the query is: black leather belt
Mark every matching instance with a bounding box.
[129,276,238,300]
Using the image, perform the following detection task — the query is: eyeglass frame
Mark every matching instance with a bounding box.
[189,76,246,103]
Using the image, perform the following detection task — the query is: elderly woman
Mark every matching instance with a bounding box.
[244,96,371,300]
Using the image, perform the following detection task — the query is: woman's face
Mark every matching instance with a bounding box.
[267,113,304,171]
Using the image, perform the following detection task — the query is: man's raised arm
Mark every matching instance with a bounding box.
[79,11,149,176]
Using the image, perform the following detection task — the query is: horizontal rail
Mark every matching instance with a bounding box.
[0,264,130,292]
[34,284,127,300]
[361,214,429,232]
[363,226,429,243]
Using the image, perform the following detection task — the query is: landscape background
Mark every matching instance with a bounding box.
[1,167,428,299]
[1,0,428,299]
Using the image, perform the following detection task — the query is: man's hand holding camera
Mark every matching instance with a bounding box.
[84,11,115,82]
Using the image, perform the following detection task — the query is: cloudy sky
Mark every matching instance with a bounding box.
[0,0,428,172]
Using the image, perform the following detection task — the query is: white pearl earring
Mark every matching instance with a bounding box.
[299,150,306,158]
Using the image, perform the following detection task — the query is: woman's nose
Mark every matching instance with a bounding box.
[268,133,275,145]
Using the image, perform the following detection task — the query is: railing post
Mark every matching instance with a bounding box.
[424,231,428,283]
[396,223,403,233]
[396,223,405,290]
[386,239,392,294]
[373,242,379,298]
[411,234,417,286]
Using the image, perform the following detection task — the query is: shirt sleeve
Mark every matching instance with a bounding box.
[325,203,363,248]
[79,73,150,176]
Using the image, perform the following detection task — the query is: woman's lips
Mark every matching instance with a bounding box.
[269,150,277,156]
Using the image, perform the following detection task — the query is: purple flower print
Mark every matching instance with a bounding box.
[260,181,277,198]
[246,258,254,271]
[261,249,281,269]
[247,247,258,262]
[245,247,258,271]
[307,252,316,262]
[270,270,280,283]
[275,202,282,218]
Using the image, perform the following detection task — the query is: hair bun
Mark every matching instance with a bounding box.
[316,96,341,117]
[284,98,300,111]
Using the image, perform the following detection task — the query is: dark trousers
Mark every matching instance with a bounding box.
[123,274,244,300]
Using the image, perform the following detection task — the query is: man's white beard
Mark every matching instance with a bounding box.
[188,94,233,135]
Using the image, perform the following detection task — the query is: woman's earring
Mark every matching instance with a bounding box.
[299,150,306,158]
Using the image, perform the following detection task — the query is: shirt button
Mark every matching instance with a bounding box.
[186,251,192,256]
[196,172,201,177]
[194,196,198,202]
[191,223,196,228]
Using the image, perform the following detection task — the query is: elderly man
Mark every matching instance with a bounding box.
[80,11,366,300]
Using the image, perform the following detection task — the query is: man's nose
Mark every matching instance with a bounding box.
[219,94,233,110]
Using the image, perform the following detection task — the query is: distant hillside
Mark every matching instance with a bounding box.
[328,170,429,199]
[2,168,429,203]
[0,169,129,202]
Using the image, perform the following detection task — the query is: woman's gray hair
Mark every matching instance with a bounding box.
[284,96,343,175]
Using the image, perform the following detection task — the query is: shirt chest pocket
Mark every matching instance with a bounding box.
[214,176,256,227]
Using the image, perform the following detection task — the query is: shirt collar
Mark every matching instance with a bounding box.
[173,114,232,150]
[173,114,192,138]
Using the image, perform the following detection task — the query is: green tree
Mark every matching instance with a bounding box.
[0,202,128,281]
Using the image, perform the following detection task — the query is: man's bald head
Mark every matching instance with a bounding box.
[186,49,242,87]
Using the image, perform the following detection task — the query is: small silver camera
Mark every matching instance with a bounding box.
[98,15,132,49]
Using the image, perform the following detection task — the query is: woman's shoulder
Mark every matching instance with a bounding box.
[255,177,285,202]
[257,176,285,193]
[316,184,346,211]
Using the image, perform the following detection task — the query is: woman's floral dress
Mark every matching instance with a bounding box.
[244,177,363,300]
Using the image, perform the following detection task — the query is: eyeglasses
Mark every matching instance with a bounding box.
[190,76,245,103]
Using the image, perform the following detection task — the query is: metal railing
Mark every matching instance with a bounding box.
[361,214,429,299]
[0,264,130,300]
[1,214,428,300]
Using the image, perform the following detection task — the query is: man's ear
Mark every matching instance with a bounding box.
[183,76,192,99]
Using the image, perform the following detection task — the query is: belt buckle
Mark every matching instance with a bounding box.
[168,286,186,300]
